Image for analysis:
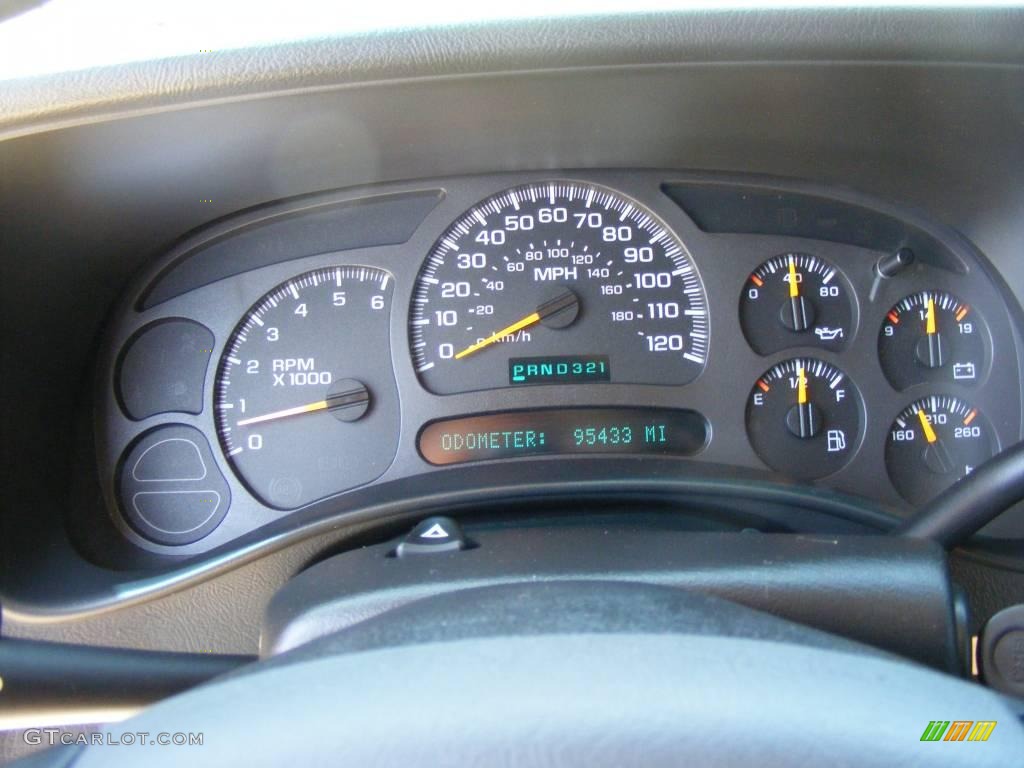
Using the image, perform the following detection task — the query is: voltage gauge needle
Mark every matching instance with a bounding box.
[236,380,370,426]
[921,294,945,368]
[453,288,579,360]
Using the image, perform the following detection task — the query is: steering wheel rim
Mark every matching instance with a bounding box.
[49,583,1024,767]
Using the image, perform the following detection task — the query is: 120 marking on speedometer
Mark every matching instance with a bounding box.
[409,181,709,394]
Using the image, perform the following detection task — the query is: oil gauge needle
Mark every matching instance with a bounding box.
[785,255,811,332]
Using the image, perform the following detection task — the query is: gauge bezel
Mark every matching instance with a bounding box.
[739,252,858,356]
[877,290,992,391]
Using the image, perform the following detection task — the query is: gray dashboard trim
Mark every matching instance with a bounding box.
[2,8,1024,139]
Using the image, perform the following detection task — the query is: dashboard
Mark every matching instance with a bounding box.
[2,6,1024,645]
[93,170,1024,556]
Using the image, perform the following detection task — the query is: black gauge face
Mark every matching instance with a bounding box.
[409,181,708,394]
[746,358,862,480]
[886,395,997,506]
[879,291,986,390]
[739,253,853,355]
[214,267,399,509]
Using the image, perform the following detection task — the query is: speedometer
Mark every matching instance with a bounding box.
[409,181,709,394]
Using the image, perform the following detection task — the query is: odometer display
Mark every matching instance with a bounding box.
[419,408,708,465]
[410,182,709,394]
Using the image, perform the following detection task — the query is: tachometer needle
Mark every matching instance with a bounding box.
[453,289,579,360]
[237,400,329,426]
[236,381,370,426]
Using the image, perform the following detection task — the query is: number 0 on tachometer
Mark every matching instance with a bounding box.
[409,182,709,394]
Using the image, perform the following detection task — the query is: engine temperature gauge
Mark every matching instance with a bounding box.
[739,254,853,355]
[886,396,997,505]
[746,358,862,480]
[878,291,987,390]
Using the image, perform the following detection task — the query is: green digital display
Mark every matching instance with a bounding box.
[509,356,610,385]
[418,408,707,466]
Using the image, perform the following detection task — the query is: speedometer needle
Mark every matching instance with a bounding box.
[453,289,579,360]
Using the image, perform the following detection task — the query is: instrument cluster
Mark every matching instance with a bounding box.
[94,172,1024,554]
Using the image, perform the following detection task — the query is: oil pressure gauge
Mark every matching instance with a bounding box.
[746,358,862,480]
[878,291,987,390]
[739,254,853,355]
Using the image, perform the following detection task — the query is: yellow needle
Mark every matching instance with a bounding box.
[796,365,808,405]
[926,295,937,335]
[454,311,541,360]
[237,400,328,426]
[917,409,938,444]
[788,256,799,298]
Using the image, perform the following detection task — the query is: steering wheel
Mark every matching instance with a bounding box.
[41,581,1023,767]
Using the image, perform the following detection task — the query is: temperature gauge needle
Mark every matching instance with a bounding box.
[917,407,953,474]
[917,408,938,444]
[454,289,579,360]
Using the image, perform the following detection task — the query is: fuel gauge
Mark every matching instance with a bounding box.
[746,358,862,480]
[878,291,987,390]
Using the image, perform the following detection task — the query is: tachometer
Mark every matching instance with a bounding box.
[409,181,708,394]
[214,266,399,509]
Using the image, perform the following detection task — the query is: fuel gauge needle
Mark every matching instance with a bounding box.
[794,365,818,438]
